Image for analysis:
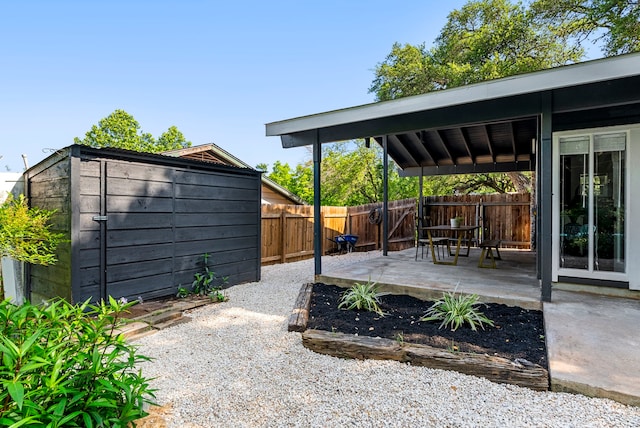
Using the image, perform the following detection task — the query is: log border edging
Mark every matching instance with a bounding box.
[289,282,549,391]
[288,282,313,332]
[302,329,549,391]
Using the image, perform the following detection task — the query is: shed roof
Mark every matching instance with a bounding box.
[163,143,306,204]
[27,144,262,179]
[266,52,640,176]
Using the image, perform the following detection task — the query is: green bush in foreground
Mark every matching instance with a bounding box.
[0,297,155,427]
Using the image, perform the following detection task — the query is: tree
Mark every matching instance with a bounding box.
[430,0,582,88]
[261,160,314,204]
[531,0,640,56]
[157,125,191,152]
[368,0,577,193]
[320,141,429,205]
[262,142,422,206]
[74,109,191,153]
[370,0,582,100]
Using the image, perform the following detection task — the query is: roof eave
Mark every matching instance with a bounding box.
[265,53,640,140]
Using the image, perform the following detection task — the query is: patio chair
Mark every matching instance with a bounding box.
[415,216,450,260]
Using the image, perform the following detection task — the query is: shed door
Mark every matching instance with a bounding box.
[103,161,176,301]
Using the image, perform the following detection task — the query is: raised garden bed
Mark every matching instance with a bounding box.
[289,282,549,391]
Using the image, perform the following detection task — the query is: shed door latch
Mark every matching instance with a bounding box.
[92,215,108,221]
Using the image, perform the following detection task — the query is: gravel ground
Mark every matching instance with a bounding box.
[135,251,640,428]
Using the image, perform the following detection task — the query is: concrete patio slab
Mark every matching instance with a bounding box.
[544,290,640,406]
[317,248,541,309]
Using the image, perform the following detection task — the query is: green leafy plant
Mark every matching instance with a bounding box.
[421,290,494,332]
[0,194,65,265]
[338,280,387,316]
[208,289,227,303]
[176,286,190,298]
[0,296,155,426]
[191,253,228,296]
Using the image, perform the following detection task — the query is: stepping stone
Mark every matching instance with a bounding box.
[115,321,152,339]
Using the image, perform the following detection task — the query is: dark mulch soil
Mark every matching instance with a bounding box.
[307,283,548,369]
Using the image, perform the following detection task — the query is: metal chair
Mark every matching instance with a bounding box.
[415,216,450,260]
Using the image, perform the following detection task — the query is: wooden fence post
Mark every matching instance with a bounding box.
[280,210,286,264]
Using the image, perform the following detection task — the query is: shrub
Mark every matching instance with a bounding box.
[0,297,155,427]
[0,194,65,265]
[338,280,387,316]
[421,291,494,332]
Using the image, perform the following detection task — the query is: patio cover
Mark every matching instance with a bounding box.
[266,52,640,302]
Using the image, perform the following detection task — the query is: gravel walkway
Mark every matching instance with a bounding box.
[135,251,640,427]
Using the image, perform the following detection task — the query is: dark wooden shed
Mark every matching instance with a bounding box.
[25,144,262,304]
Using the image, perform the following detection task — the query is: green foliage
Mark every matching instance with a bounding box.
[0,297,155,426]
[176,286,190,299]
[74,109,192,153]
[338,280,387,316]
[430,0,581,88]
[191,253,228,299]
[0,194,65,265]
[368,42,438,101]
[264,141,424,205]
[265,160,314,204]
[370,0,582,100]
[531,0,640,56]
[421,291,494,332]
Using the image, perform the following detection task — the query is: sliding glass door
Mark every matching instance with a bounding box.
[557,131,626,276]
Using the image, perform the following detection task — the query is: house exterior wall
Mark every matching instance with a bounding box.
[261,184,298,204]
[26,146,261,304]
[628,127,640,290]
[0,173,24,201]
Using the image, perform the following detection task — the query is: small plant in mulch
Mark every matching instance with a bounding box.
[421,290,494,332]
[338,280,388,316]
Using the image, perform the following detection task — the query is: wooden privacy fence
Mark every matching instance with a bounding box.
[421,193,531,248]
[261,199,416,265]
[261,194,531,265]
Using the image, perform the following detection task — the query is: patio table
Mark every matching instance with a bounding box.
[422,225,480,266]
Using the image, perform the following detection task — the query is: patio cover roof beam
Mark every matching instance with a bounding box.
[481,124,496,163]
[419,131,438,166]
[435,130,455,164]
[509,121,517,161]
[399,160,532,177]
[458,127,475,164]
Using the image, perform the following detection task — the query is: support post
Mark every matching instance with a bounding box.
[540,92,553,302]
[313,132,322,276]
[382,135,389,256]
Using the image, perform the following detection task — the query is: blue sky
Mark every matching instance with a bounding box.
[0,0,479,172]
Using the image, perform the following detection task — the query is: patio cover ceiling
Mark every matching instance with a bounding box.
[266,53,640,177]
